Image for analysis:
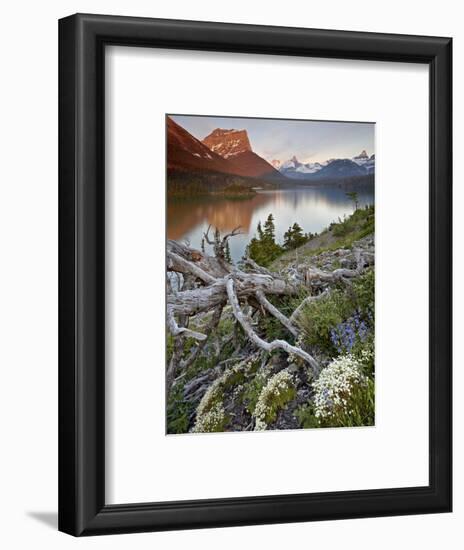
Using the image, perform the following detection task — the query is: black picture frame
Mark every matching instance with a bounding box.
[59,13,452,536]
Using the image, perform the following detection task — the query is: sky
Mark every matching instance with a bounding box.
[170,114,375,164]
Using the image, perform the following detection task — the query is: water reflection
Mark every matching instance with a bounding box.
[167,186,374,262]
[167,192,274,239]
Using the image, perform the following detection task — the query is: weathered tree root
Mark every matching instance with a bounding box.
[226,278,320,375]
[255,289,298,338]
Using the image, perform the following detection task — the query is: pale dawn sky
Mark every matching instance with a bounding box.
[170,114,375,164]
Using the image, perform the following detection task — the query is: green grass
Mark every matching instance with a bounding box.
[295,403,320,429]
[166,382,194,434]
[241,372,268,415]
[269,205,374,270]
[318,376,375,428]
[306,206,374,258]
[297,287,354,353]
[296,268,374,354]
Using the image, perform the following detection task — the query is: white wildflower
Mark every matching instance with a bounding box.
[313,354,367,420]
[360,347,374,365]
[193,355,259,433]
[192,403,226,433]
[253,369,295,431]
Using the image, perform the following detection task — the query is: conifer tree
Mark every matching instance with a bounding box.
[283,222,308,250]
[283,225,294,249]
[263,214,276,241]
[245,214,283,266]
[224,241,232,264]
[346,191,359,212]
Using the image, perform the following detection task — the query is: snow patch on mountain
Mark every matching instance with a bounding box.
[278,156,324,175]
[277,150,375,180]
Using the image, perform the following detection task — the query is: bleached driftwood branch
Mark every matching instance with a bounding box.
[181,305,224,370]
[289,288,330,324]
[166,308,207,341]
[166,233,374,386]
[226,278,319,375]
[167,250,217,284]
[255,289,298,337]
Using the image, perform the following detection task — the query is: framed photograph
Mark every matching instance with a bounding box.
[59,14,452,536]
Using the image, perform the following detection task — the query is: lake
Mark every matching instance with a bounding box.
[167,186,375,263]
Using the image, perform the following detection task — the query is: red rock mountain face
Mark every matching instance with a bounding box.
[166,116,279,179]
[202,128,278,178]
[202,128,252,158]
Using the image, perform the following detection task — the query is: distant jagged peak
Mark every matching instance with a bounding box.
[354,149,369,159]
[202,128,252,159]
[279,156,323,174]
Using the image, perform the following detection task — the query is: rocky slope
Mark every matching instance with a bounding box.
[166,116,236,174]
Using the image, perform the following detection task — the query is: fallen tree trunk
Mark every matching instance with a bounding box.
[166,236,374,389]
[167,272,296,317]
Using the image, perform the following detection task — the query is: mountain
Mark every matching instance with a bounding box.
[167,116,237,175]
[167,118,282,195]
[279,156,324,177]
[277,151,375,181]
[352,150,375,173]
[311,158,368,179]
[227,150,281,178]
[167,116,373,190]
[354,149,368,161]
[202,128,252,158]
[202,128,279,178]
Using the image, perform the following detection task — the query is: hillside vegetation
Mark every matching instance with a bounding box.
[167,205,375,434]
